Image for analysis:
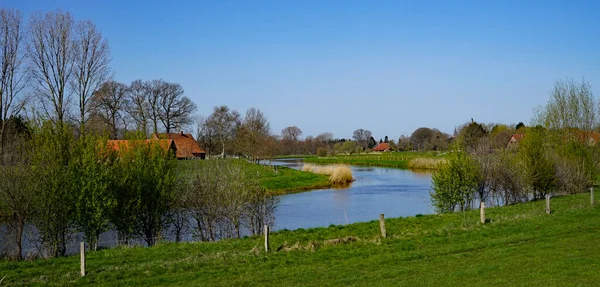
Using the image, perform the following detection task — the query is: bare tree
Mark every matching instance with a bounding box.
[158,82,196,134]
[127,79,150,136]
[316,132,334,142]
[91,81,128,139]
[280,126,302,155]
[70,20,111,134]
[147,79,165,134]
[237,107,271,162]
[204,105,240,157]
[352,128,372,150]
[0,8,27,163]
[28,10,75,128]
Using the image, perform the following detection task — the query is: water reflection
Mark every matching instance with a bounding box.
[273,161,433,230]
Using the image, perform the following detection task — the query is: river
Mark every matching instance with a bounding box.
[270,159,433,230]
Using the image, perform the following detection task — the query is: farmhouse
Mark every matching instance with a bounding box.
[506,134,525,149]
[153,132,206,159]
[372,142,391,152]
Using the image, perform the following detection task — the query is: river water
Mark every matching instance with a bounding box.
[270,159,433,230]
[1,160,433,257]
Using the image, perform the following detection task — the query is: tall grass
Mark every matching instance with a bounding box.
[407,157,446,170]
[302,163,353,185]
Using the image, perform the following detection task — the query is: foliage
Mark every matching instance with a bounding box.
[28,123,76,257]
[431,147,480,213]
[181,160,278,241]
[70,136,118,250]
[457,121,487,153]
[316,147,327,157]
[119,140,177,246]
[518,126,556,199]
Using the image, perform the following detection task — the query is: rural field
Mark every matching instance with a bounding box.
[1,192,598,286]
[282,151,447,170]
[177,160,333,195]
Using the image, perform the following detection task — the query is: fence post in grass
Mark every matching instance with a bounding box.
[546,194,551,215]
[379,214,387,238]
[591,187,595,206]
[80,242,86,276]
[480,202,485,224]
[264,225,270,252]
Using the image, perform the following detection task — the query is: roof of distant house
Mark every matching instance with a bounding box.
[510,134,525,141]
[153,132,206,158]
[107,139,175,153]
[373,142,390,152]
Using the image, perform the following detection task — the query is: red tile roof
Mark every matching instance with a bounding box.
[153,132,206,159]
[107,139,175,154]
[373,142,391,152]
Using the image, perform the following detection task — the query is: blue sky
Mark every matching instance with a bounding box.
[5,0,600,140]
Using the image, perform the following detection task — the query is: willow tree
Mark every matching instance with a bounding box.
[431,147,480,213]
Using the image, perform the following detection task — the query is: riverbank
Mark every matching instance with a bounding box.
[281,151,447,170]
[178,160,333,195]
[2,192,598,286]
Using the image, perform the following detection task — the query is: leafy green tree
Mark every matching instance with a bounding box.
[458,121,487,152]
[120,140,177,246]
[431,147,480,213]
[71,136,118,250]
[29,122,76,257]
[519,126,556,199]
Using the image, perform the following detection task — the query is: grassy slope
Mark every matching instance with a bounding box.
[299,151,446,169]
[2,192,599,286]
[177,160,331,195]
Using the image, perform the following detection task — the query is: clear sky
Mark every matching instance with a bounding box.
[5,0,600,140]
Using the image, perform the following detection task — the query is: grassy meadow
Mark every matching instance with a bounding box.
[297,151,447,169]
[2,192,599,286]
[177,159,332,195]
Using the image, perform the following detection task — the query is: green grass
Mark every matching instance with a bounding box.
[176,159,332,195]
[2,192,599,286]
[300,151,447,169]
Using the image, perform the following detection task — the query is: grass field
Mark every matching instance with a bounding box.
[177,159,332,195]
[2,192,599,286]
[296,151,447,169]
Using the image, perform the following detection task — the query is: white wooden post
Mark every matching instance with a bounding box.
[80,242,86,276]
[546,194,551,215]
[591,187,595,206]
[379,214,386,238]
[480,202,485,224]
[264,225,270,252]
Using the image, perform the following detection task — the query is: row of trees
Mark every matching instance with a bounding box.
[432,79,598,213]
[0,122,277,260]
[0,8,197,164]
[0,125,177,259]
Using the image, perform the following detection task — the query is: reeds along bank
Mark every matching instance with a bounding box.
[302,163,353,185]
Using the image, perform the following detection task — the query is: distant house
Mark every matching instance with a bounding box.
[153,131,206,159]
[373,142,391,152]
[506,134,525,149]
[107,139,177,155]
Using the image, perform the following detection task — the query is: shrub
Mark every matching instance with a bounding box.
[317,147,328,157]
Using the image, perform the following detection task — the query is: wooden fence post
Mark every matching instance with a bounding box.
[264,225,270,252]
[591,187,595,206]
[80,242,86,277]
[379,214,387,238]
[480,202,485,224]
[546,194,551,215]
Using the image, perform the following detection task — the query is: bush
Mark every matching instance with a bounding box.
[317,147,328,157]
